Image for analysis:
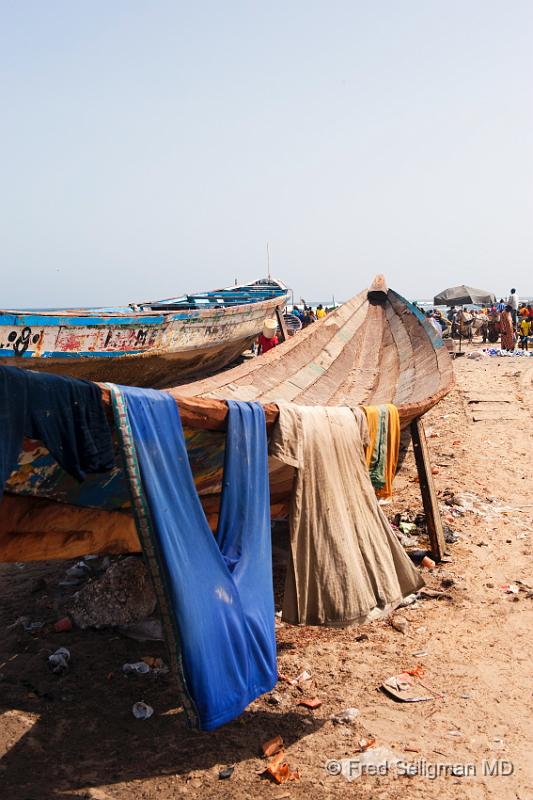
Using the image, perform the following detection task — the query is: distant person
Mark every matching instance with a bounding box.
[302,306,315,327]
[507,288,519,324]
[292,305,304,321]
[257,319,279,354]
[425,310,442,336]
[500,305,515,351]
[316,303,326,319]
[519,315,531,350]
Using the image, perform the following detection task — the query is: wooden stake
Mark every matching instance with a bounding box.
[410,417,447,562]
[275,306,289,343]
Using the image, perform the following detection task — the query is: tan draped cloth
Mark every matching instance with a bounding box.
[270,404,424,626]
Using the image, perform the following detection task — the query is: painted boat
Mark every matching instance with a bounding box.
[0,277,288,387]
[0,276,454,562]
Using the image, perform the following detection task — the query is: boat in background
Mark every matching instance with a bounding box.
[0,277,288,387]
[0,275,454,563]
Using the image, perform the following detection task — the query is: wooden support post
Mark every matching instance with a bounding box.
[275,306,289,342]
[410,417,447,562]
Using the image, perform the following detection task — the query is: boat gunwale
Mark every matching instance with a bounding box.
[0,292,288,323]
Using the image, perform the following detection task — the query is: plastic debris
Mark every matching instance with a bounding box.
[123,661,151,675]
[501,584,519,594]
[399,521,417,534]
[262,735,284,757]
[132,701,154,719]
[278,669,311,686]
[381,670,434,702]
[141,656,169,674]
[397,594,418,608]
[48,647,71,674]
[59,561,91,587]
[331,707,360,725]
[7,616,44,633]
[357,736,377,752]
[421,556,436,569]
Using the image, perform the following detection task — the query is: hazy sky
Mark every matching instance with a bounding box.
[2,1,532,307]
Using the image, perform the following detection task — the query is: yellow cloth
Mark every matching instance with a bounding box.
[363,403,400,499]
[316,308,326,319]
[519,318,531,335]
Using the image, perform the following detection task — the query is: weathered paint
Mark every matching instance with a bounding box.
[5,428,226,510]
[0,278,288,385]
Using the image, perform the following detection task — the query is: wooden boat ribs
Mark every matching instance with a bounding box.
[0,275,454,562]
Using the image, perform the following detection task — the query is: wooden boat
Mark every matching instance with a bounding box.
[0,276,453,563]
[0,277,288,387]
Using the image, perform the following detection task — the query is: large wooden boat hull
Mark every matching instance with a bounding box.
[0,277,454,563]
[0,279,288,387]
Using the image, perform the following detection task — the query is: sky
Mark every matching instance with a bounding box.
[1,1,532,307]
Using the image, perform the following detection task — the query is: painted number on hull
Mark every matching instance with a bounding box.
[3,328,41,354]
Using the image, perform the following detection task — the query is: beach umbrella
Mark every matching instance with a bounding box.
[433,285,496,306]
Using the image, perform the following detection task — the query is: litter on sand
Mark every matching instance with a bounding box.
[262,735,284,758]
[262,750,300,784]
[298,697,322,709]
[48,647,71,675]
[132,701,154,719]
[381,669,435,702]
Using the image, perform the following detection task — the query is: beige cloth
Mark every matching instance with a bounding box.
[270,404,424,626]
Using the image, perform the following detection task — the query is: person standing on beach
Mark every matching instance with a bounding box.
[507,288,519,325]
[257,319,279,354]
[500,305,515,351]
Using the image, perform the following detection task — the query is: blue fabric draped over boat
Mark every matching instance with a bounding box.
[109,385,277,731]
[0,365,114,494]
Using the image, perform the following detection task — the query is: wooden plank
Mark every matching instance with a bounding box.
[466,395,513,403]
[472,411,519,422]
[410,417,447,562]
[275,306,289,342]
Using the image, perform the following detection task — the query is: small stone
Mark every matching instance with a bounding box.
[391,616,409,635]
[331,707,360,725]
[218,766,234,780]
[266,691,283,705]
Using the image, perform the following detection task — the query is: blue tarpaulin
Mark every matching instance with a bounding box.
[109,385,277,730]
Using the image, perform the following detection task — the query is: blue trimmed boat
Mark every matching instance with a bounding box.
[0,277,288,387]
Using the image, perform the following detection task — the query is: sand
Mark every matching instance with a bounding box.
[0,353,532,800]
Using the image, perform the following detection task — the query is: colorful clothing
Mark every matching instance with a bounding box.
[519,318,531,336]
[363,404,400,499]
[109,386,277,731]
[500,310,515,351]
[0,365,114,494]
[259,333,279,353]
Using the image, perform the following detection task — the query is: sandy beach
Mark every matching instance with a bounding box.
[0,352,531,800]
